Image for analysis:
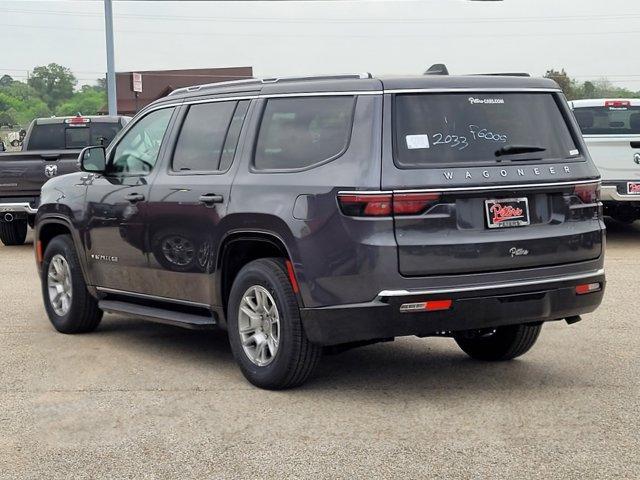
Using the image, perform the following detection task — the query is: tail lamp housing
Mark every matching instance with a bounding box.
[338,192,441,217]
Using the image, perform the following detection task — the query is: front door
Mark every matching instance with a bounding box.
[142,100,250,305]
[84,107,176,292]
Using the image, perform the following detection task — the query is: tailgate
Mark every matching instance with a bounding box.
[392,183,602,276]
[384,90,602,277]
[582,136,640,180]
[0,151,80,197]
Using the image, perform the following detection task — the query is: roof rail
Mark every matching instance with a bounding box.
[472,72,531,77]
[167,73,373,96]
[168,78,261,96]
[261,73,372,83]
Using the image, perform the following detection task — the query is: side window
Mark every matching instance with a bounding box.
[110,107,174,175]
[172,100,249,172]
[254,96,356,171]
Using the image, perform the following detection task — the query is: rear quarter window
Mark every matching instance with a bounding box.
[393,92,578,168]
[254,96,356,171]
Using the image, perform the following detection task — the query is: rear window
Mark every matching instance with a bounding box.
[27,121,122,150]
[573,105,640,135]
[394,93,578,168]
[254,96,355,171]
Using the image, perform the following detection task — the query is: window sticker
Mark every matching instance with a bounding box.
[406,134,430,150]
[569,149,579,156]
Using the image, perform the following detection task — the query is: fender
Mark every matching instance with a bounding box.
[35,214,98,298]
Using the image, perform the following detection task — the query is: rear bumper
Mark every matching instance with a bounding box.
[300,268,605,346]
[601,184,640,202]
[0,202,38,216]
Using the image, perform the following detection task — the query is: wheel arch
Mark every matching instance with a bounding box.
[36,216,95,296]
[216,230,299,327]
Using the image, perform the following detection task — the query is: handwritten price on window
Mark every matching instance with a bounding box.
[429,125,508,151]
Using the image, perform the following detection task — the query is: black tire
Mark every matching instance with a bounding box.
[454,323,542,361]
[0,219,27,246]
[227,258,321,389]
[41,234,103,334]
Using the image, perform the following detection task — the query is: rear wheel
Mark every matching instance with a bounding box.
[454,323,542,361]
[0,219,27,246]
[227,258,321,389]
[41,234,102,333]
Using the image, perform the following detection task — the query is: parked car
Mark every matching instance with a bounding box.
[0,115,130,245]
[570,98,640,223]
[35,73,605,389]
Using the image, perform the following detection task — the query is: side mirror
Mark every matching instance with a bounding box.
[79,146,106,173]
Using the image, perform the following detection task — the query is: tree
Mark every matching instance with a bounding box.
[55,87,106,116]
[544,69,578,100]
[0,75,13,87]
[27,63,77,110]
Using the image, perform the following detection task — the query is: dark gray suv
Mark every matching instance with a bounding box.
[35,73,605,389]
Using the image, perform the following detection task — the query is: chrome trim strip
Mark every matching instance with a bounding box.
[96,287,210,309]
[396,179,599,193]
[338,179,599,196]
[377,268,605,298]
[0,202,38,214]
[385,88,562,94]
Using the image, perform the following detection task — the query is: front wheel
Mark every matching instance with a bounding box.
[227,258,321,389]
[0,219,27,246]
[41,234,103,333]
[453,323,542,361]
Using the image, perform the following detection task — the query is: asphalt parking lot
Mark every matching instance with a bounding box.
[1,224,638,479]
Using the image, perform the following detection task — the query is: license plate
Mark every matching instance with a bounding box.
[485,197,530,229]
[627,182,640,195]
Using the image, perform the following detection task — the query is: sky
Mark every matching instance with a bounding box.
[1,0,639,89]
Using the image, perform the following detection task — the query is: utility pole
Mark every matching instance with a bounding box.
[104,0,117,115]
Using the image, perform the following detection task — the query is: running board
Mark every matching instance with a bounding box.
[98,300,217,330]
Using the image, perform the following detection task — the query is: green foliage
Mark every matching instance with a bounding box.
[0,64,105,128]
[27,63,77,110]
[545,69,640,100]
[56,87,107,117]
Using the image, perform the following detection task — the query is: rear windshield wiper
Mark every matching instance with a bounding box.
[495,145,547,158]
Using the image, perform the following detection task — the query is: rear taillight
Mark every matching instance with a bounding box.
[393,192,441,215]
[338,192,441,217]
[604,100,630,108]
[337,193,392,217]
[573,183,600,204]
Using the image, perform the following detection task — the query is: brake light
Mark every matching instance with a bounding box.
[573,183,600,204]
[337,193,392,216]
[393,192,441,215]
[65,116,90,125]
[604,100,630,108]
[337,192,441,217]
[576,283,601,295]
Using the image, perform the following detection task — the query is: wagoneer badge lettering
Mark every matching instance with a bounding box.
[443,165,571,181]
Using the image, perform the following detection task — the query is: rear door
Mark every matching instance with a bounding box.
[572,100,640,189]
[143,99,250,304]
[382,90,602,277]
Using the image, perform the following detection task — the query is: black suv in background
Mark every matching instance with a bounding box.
[35,73,605,389]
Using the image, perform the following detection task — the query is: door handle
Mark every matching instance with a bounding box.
[199,193,224,205]
[631,141,640,149]
[125,192,145,203]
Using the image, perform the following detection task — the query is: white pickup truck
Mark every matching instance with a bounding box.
[570,99,640,223]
